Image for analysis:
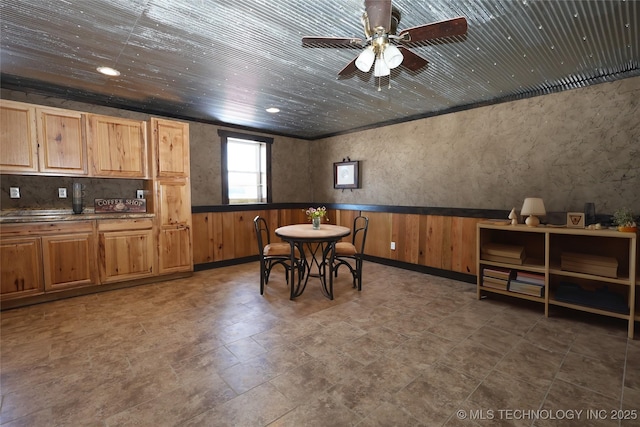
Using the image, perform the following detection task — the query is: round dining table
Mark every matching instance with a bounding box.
[275,223,351,300]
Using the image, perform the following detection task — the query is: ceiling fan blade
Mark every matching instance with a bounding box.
[338,56,359,76]
[302,36,362,46]
[398,17,468,43]
[364,0,392,33]
[398,46,428,71]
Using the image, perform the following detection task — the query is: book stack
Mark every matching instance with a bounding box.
[481,242,526,265]
[560,252,618,278]
[508,271,545,297]
[482,266,513,291]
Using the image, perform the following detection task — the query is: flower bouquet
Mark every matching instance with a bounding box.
[305,206,328,229]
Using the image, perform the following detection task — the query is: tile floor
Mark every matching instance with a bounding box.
[1,262,639,426]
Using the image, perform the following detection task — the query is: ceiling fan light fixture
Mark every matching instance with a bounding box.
[383,44,403,68]
[373,57,390,77]
[355,46,375,72]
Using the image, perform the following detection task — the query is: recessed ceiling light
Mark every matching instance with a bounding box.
[96,66,120,76]
[266,107,280,113]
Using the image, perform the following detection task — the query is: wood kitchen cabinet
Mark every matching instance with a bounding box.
[150,118,189,178]
[41,224,97,291]
[0,100,38,173]
[156,179,192,273]
[87,114,148,178]
[151,117,193,274]
[36,106,87,175]
[0,101,87,175]
[0,237,44,300]
[98,219,155,283]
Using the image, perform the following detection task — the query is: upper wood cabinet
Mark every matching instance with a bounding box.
[0,101,87,175]
[36,106,87,175]
[87,114,148,178]
[150,118,190,178]
[0,100,38,173]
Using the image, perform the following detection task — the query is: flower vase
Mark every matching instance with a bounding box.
[312,216,321,230]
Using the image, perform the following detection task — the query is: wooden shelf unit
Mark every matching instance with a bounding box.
[477,223,637,339]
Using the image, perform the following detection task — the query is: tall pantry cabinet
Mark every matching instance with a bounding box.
[150,118,193,274]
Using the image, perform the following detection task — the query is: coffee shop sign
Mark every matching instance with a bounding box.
[94,198,147,213]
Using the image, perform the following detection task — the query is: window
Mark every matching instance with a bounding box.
[219,130,272,204]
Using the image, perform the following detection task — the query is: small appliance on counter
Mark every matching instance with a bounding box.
[72,182,84,214]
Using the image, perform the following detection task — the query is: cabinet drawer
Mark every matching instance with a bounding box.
[98,218,153,232]
[1,221,94,237]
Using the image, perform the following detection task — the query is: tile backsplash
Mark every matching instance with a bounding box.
[1,175,145,211]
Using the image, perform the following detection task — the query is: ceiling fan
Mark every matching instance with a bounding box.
[302,0,467,80]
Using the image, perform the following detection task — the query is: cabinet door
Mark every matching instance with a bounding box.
[37,107,87,175]
[157,179,191,226]
[42,232,96,291]
[0,237,44,300]
[87,114,148,178]
[151,118,189,178]
[99,229,155,283]
[158,226,192,273]
[0,100,38,173]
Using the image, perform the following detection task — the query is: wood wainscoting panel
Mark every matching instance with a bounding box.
[391,213,421,264]
[192,213,214,264]
[363,211,392,259]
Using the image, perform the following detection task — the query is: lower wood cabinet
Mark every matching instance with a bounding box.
[98,219,155,283]
[0,237,44,300]
[42,230,97,291]
[158,226,192,273]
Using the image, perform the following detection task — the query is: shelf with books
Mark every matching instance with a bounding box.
[477,222,637,339]
[480,286,545,304]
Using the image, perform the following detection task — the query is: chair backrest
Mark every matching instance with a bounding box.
[352,215,369,254]
[253,216,270,255]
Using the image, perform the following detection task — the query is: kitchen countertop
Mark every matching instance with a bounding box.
[0,209,155,223]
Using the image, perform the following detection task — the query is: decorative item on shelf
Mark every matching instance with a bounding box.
[584,202,596,226]
[520,197,546,227]
[508,208,518,225]
[305,206,328,230]
[566,212,585,228]
[612,207,637,232]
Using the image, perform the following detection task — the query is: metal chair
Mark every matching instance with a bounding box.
[333,215,369,291]
[253,215,301,295]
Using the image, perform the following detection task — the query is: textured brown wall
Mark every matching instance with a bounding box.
[2,76,638,214]
[312,77,640,215]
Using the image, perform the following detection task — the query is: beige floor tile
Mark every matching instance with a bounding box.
[0,262,634,426]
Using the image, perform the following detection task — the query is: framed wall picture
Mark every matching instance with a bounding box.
[333,160,360,189]
[567,212,585,228]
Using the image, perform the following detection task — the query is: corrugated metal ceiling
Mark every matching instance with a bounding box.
[1,0,638,140]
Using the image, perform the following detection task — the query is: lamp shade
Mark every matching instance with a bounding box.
[383,44,403,69]
[355,47,375,72]
[521,197,546,227]
[373,57,390,77]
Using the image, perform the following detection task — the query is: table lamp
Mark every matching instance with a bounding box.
[521,197,546,227]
